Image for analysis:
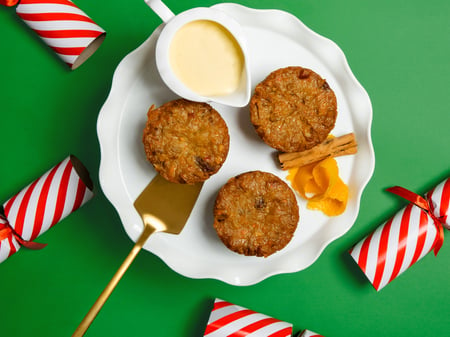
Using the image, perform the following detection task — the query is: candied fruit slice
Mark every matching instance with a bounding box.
[287,157,348,216]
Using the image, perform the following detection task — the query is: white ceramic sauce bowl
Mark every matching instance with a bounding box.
[145,0,251,107]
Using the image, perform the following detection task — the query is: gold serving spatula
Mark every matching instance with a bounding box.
[72,174,203,336]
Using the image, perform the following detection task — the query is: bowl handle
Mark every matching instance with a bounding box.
[144,0,175,23]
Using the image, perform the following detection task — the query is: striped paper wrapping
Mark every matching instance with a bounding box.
[15,0,106,70]
[204,298,293,337]
[349,177,450,291]
[0,155,94,263]
[298,330,324,337]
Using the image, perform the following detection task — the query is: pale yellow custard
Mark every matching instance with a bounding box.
[169,20,245,97]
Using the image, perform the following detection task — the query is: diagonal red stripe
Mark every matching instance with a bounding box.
[439,179,450,223]
[12,178,40,237]
[388,204,412,284]
[51,160,72,226]
[228,317,281,337]
[204,309,254,335]
[35,29,102,38]
[30,161,62,241]
[213,300,233,311]
[372,218,393,290]
[51,45,84,56]
[17,12,95,24]
[3,192,19,219]
[8,235,18,257]
[71,171,87,213]
[267,326,293,337]
[409,210,430,267]
[357,231,373,273]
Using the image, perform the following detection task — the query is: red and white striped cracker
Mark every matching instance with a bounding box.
[15,0,105,69]
[298,330,324,337]
[349,204,437,291]
[204,298,293,337]
[0,155,93,263]
[349,177,450,291]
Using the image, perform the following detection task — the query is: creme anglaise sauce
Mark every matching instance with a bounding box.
[169,20,244,97]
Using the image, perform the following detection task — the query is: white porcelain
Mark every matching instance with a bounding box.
[97,3,375,286]
[144,0,251,107]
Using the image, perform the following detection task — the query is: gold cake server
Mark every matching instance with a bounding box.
[72,174,203,336]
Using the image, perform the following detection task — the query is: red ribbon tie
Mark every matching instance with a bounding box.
[0,0,20,7]
[387,186,445,256]
[0,215,47,250]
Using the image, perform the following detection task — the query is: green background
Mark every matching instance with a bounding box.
[1,0,449,336]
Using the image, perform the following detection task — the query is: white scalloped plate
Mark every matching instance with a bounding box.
[97,3,375,286]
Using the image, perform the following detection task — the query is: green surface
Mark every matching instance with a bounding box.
[1,0,450,336]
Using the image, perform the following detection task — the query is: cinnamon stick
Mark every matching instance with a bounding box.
[278,133,357,170]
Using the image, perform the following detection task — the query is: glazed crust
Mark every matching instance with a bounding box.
[213,171,299,257]
[250,66,337,153]
[142,99,230,184]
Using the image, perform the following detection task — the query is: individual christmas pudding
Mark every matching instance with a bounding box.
[213,171,299,257]
[142,99,230,184]
[249,66,337,153]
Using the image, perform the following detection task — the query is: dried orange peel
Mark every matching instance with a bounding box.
[287,157,348,216]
